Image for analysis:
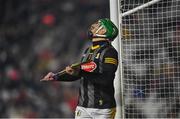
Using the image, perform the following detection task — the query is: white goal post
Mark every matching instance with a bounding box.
[110,0,180,118]
[109,0,124,118]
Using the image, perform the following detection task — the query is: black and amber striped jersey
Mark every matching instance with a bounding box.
[54,41,118,109]
[77,41,118,109]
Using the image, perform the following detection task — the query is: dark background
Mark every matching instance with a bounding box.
[0,0,109,118]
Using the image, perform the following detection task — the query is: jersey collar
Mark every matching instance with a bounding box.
[91,45,100,50]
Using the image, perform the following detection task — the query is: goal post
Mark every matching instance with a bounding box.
[110,0,180,118]
[109,0,124,118]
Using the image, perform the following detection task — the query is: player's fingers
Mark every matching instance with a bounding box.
[40,78,47,81]
[49,77,54,80]
[41,72,55,81]
[66,66,73,72]
[47,72,54,78]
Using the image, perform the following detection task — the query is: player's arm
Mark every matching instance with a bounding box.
[101,47,118,74]
[41,66,80,82]
[41,48,90,82]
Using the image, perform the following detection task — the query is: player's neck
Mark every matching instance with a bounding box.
[92,39,109,46]
[92,38,107,42]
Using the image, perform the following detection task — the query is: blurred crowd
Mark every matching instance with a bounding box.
[122,0,180,118]
[0,0,109,118]
[1,0,180,118]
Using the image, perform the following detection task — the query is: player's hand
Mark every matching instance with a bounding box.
[40,72,55,81]
[65,66,75,75]
[65,66,80,76]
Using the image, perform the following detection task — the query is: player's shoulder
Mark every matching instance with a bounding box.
[106,45,118,54]
[103,45,118,58]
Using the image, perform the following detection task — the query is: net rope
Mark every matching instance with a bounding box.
[121,0,180,118]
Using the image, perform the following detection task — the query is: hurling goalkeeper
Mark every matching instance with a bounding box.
[41,18,119,119]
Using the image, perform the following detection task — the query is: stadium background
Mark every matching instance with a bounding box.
[1,0,180,118]
[0,0,109,118]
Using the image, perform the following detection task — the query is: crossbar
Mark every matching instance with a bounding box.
[122,0,162,17]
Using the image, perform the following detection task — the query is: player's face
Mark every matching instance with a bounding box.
[90,22,100,32]
[90,21,107,36]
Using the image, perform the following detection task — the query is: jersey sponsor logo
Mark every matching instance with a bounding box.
[81,61,97,72]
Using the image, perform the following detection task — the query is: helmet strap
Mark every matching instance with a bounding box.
[95,25,103,34]
[94,34,106,38]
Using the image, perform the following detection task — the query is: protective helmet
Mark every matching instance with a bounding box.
[88,18,119,41]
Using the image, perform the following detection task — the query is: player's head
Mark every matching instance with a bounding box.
[88,18,118,41]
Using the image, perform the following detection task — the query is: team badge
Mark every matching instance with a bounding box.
[99,99,103,105]
[81,61,97,72]
[76,110,81,116]
[95,53,100,59]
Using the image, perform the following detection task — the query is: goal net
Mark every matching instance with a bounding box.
[120,0,180,118]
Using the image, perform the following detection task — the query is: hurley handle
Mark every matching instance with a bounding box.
[52,60,92,80]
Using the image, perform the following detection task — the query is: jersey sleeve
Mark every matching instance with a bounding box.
[102,47,118,73]
[53,73,80,81]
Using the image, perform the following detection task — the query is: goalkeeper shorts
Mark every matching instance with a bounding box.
[75,106,116,119]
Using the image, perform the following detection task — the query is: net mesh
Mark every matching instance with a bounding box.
[121,0,180,118]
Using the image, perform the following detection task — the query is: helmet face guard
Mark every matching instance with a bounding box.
[88,18,119,41]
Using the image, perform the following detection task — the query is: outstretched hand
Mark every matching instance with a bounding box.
[40,72,55,82]
[40,61,83,82]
